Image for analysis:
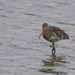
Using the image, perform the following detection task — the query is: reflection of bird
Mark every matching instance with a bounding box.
[38,23,69,54]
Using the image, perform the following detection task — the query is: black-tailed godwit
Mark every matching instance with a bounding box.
[38,23,69,54]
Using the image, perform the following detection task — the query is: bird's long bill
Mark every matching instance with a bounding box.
[38,29,44,39]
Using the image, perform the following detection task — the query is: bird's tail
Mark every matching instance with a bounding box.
[62,32,69,39]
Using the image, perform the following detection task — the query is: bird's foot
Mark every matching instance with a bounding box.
[50,45,56,54]
[52,49,55,55]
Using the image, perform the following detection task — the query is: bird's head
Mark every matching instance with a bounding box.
[38,23,48,39]
[42,23,48,30]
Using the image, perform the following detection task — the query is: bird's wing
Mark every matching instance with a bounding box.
[50,26,69,39]
[49,26,67,38]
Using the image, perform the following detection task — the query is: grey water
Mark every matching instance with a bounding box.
[0,0,75,75]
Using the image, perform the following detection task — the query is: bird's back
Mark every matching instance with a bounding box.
[42,26,69,42]
[49,26,69,39]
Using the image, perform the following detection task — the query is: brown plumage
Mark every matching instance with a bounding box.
[38,23,69,54]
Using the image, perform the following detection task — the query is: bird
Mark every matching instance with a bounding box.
[38,23,69,54]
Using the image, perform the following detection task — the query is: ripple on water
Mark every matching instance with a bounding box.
[0,0,75,75]
[39,54,72,74]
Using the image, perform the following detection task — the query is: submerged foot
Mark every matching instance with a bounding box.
[50,45,56,55]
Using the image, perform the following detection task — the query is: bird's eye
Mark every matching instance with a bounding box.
[43,25,47,29]
[44,27,46,29]
[45,26,47,28]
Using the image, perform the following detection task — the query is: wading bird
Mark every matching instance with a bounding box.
[38,23,69,54]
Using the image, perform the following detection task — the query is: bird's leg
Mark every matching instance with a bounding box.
[52,43,56,54]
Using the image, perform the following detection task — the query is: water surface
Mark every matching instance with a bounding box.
[0,0,75,75]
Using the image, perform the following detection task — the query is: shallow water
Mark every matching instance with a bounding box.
[0,0,75,75]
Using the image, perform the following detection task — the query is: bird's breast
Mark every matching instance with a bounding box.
[42,31,61,42]
[42,30,52,41]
